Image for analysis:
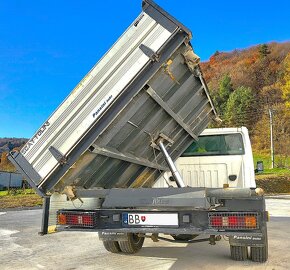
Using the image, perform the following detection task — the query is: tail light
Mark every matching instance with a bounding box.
[57,211,96,228]
[209,212,258,230]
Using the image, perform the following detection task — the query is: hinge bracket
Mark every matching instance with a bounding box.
[139,44,160,62]
[49,146,67,165]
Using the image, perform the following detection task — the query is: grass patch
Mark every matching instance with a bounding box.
[256,169,290,179]
[0,189,42,209]
[0,194,42,209]
[253,152,290,178]
[0,190,7,196]
[0,189,35,196]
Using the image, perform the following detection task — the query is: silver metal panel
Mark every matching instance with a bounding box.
[12,1,217,193]
[52,43,216,192]
[21,12,175,180]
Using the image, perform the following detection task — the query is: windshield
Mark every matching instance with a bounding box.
[182,133,245,157]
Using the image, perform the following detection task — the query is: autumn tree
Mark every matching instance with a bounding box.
[273,104,290,167]
[252,103,290,167]
[251,114,270,154]
[281,53,290,108]
[0,152,15,171]
[0,152,8,166]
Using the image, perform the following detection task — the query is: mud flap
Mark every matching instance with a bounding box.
[98,231,127,242]
[229,233,266,247]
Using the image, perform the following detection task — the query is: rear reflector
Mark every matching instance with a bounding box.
[209,212,258,230]
[58,213,67,225]
[57,211,96,228]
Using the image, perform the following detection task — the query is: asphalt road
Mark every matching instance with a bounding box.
[0,198,290,270]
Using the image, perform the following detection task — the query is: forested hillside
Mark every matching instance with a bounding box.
[201,42,290,167]
[0,42,289,172]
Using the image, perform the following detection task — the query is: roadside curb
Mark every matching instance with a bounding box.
[265,195,290,200]
[0,206,42,212]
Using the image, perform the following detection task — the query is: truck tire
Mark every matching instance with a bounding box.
[230,245,248,261]
[118,233,144,254]
[103,240,121,253]
[250,245,268,262]
[250,226,268,262]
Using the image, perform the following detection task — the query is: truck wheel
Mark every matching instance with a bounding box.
[230,245,248,261]
[118,233,144,254]
[250,245,268,262]
[103,240,121,253]
[250,226,268,262]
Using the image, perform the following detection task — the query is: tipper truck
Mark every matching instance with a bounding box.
[9,0,268,263]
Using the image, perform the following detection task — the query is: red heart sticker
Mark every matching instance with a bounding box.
[141,216,146,222]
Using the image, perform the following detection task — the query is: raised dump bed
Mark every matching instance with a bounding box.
[9,0,216,196]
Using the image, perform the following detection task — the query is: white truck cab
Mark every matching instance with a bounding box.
[155,127,256,188]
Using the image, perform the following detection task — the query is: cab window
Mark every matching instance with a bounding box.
[182,134,245,156]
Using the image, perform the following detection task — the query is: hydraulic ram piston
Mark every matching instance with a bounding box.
[158,140,185,188]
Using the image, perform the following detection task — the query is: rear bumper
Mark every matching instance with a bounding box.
[56,208,268,236]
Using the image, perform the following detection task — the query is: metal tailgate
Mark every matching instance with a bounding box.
[9,0,217,196]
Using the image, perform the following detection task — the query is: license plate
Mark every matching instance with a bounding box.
[122,213,178,226]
